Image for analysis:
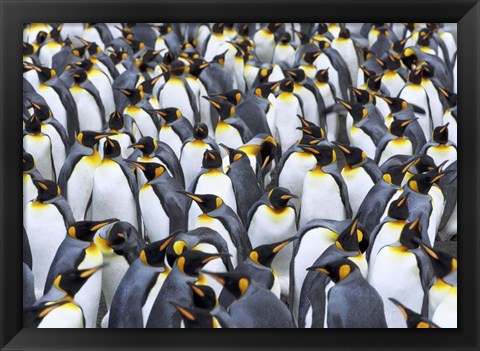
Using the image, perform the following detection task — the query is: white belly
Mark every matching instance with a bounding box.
[88,69,115,117]
[399,86,431,140]
[215,122,244,149]
[368,221,405,270]
[39,302,84,328]
[41,124,66,180]
[443,111,457,145]
[253,31,275,63]
[180,142,212,189]
[124,106,158,139]
[24,202,67,299]
[428,279,453,318]
[23,134,54,181]
[70,87,103,132]
[101,254,130,310]
[37,85,68,133]
[295,86,319,126]
[342,166,374,216]
[382,72,405,98]
[160,80,194,125]
[23,173,38,210]
[432,287,457,328]
[74,270,102,328]
[423,80,444,128]
[348,125,377,160]
[140,184,170,242]
[159,125,182,158]
[426,145,457,169]
[379,139,413,166]
[332,39,358,86]
[368,247,424,328]
[300,169,346,227]
[274,95,302,153]
[142,271,169,327]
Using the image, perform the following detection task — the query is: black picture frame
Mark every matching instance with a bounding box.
[1,0,479,350]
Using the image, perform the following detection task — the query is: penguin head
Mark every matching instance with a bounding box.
[435,86,457,108]
[417,28,433,46]
[129,137,157,156]
[203,96,235,120]
[53,266,101,296]
[35,31,48,45]
[298,134,321,148]
[415,155,437,173]
[351,87,373,105]
[256,66,273,83]
[295,31,313,45]
[399,218,422,249]
[180,192,223,214]
[33,179,60,202]
[382,157,419,186]
[401,47,418,70]
[267,187,297,210]
[238,23,251,38]
[125,38,145,54]
[211,50,228,66]
[315,68,330,83]
[336,99,368,123]
[71,45,89,59]
[389,298,439,328]
[254,82,277,99]
[139,232,178,267]
[366,74,383,92]
[339,27,351,39]
[155,23,172,36]
[27,98,52,121]
[298,141,336,166]
[387,193,410,221]
[333,142,367,167]
[103,138,122,158]
[392,37,408,54]
[259,136,278,171]
[23,42,34,56]
[308,258,358,284]
[185,58,210,78]
[128,161,165,181]
[95,221,144,264]
[220,144,248,165]
[285,69,306,83]
[266,23,283,34]
[249,236,297,267]
[117,88,144,105]
[407,67,423,85]
[276,77,295,93]
[432,124,449,144]
[77,131,112,148]
[193,123,209,140]
[317,40,331,51]
[378,96,408,113]
[389,117,417,137]
[139,74,163,95]
[360,66,375,82]
[188,282,217,310]
[212,23,225,35]
[25,114,42,134]
[153,107,182,124]
[173,304,217,328]
[177,250,229,276]
[202,149,223,169]
[108,110,125,131]
[210,90,243,106]
[72,68,88,85]
[168,59,186,76]
[23,152,35,172]
[68,219,118,242]
[335,217,368,253]
[23,300,71,327]
[419,243,457,280]
[202,271,250,300]
[408,171,446,194]
[279,32,292,44]
[385,52,402,71]
[72,59,94,72]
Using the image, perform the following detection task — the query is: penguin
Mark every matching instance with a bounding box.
[308,258,387,328]
[153,107,194,158]
[389,298,439,328]
[181,192,252,267]
[419,63,445,128]
[24,23,53,44]
[334,142,382,216]
[129,136,185,188]
[432,283,457,328]
[331,27,360,89]
[27,98,69,179]
[420,124,457,169]
[174,304,223,328]
[108,233,177,328]
[204,96,254,149]
[399,68,432,141]
[368,218,433,328]
[98,110,136,160]
[203,23,228,62]
[23,114,55,181]
[146,250,228,328]
[23,151,43,210]
[438,161,457,241]
[221,145,263,225]
[24,267,101,328]
[186,148,237,223]
[158,59,199,126]
[378,52,407,97]
[23,179,75,299]
[44,220,114,328]
[118,87,159,139]
[273,32,295,67]
[375,117,416,166]
[253,23,283,63]
[57,131,112,221]
[298,141,352,226]
[94,220,145,327]
[314,68,338,141]
[92,138,142,234]
[246,188,297,295]
[128,161,189,242]
[437,86,457,145]
[203,271,296,328]
[82,23,113,51]
[69,68,105,132]
[199,50,235,94]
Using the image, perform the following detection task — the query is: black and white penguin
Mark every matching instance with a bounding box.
[153,107,193,158]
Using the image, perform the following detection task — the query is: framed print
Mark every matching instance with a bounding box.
[1,0,479,350]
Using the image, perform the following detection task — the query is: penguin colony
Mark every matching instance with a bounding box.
[23,22,457,329]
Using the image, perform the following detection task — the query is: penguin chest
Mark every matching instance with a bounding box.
[180,142,211,188]
[429,279,453,318]
[443,112,457,145]
[67,152,101,221]
[274,95,302,152]
[349,125,376,160]
[142,271,169,327]
[332,39,358,83]
[382,71,405,97]
[432,286,457,328]
[38,302,84,328]
[196,170,237,212]
[194,215,238,266]
[368,221,405,269]
[92,160,137,227]
[23,173,37,209]
[37,85,67,129]
[160,79,194,125]
[422,79,444,127]
[193,243,228,298]
[159,125,182,158]
[399,86,431,140]
[342,166,374,215]
[369,247,423,328]
[140,184,169,242]
[426,145,456,169]
[294,86,319,125]
[315,82,335,108]
[41,124,66,177]
[70,86,103,131]
[215,121,243,149]
[88,70,115,114]
[101,254,130,308]
[125,106,157,139]
[379,138,413,165]
[253,30,275,62]
[23,134,54,181]
[301,168,345,225]
[273,44,295,66]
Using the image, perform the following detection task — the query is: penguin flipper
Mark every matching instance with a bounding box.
[48,79,79,144]
[51,196,75,228]
[81,80,106,125]
[327,170,353,219]
[57,144,89,199]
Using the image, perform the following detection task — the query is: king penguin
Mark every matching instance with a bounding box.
[253,23,283,63]
[23,151,43,210]
[153,107,193,158]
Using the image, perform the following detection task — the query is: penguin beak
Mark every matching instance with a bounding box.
[200,253,231,264]
[202,96,221,109]
[33,179,48,190]
[79,265,103,278]
[152,109,167,117]
[420,242,439,260]
[172,303,197,321]
[307,266,330,275]
[279,194,297,201]
[335,98,353,111]
[94,133,114,140]
[332,141,351,155]
[90,219,117,232]
[125,159,146,171]
[400,118,418,127]
[177,191,203,203]
[272,236,298,253]
[388,298,409,320]
[200,271,226,285]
